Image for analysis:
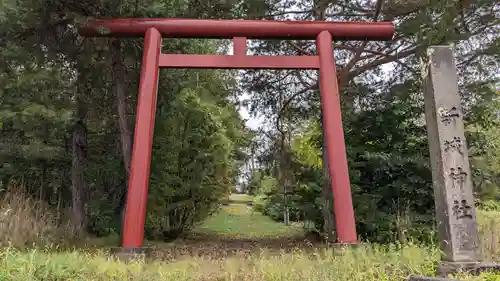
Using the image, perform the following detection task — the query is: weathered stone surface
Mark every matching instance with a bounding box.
[409,276,460,281]
[422,45,482,263]
[470,263,500,274]
[110,247,153,262]
[437,261,481,276]
[437,262,500,277]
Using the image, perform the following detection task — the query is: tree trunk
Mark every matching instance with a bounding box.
[283,184,290,225]
[111,39,133,176]
[320,114,336,242]
[111,39,133,235]
[70,96,88,234]
[278,134,291,225]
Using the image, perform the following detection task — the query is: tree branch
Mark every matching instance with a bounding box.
[334,45,416,74]
[3,17,74,45]
[338,0,384,89]
[348,47,418,79]
[288,41,313,56]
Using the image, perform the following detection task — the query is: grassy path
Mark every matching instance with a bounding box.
[146,193,311,260]
[194,194,304,239]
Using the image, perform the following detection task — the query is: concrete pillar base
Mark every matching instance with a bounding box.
[110,247,153,262]
[409,276,459,281]
[330,241,361,248]
[437,261,500,276]
[409,262,500,281]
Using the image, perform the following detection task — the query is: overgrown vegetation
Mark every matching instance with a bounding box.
[2,195,500,280]
[0,0,251,241]
[0,0,499,279]
[0,245,440,281]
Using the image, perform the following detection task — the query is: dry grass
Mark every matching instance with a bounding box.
[478,210,500,261]
[0,189,75,249]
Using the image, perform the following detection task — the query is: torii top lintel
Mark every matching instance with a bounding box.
[78,18,394,41]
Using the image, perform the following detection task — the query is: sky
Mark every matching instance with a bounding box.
[238,92,265,130]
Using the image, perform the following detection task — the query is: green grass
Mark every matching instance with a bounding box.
[0,244,443,281]
[228,193,254,204]
[194,202,304,239]
[2,194,500,280]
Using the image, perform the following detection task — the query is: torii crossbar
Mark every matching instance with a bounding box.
[78,18,394,250]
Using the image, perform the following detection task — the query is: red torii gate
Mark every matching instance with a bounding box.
[78,18,394,251]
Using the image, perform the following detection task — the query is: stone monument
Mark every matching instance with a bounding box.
[423,45,482,274]
[411,46,500,280]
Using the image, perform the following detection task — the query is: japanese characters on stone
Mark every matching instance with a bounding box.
[439,106,460,126]
[424,45,482,263]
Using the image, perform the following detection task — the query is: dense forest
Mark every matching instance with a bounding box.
[0,0,498,245]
